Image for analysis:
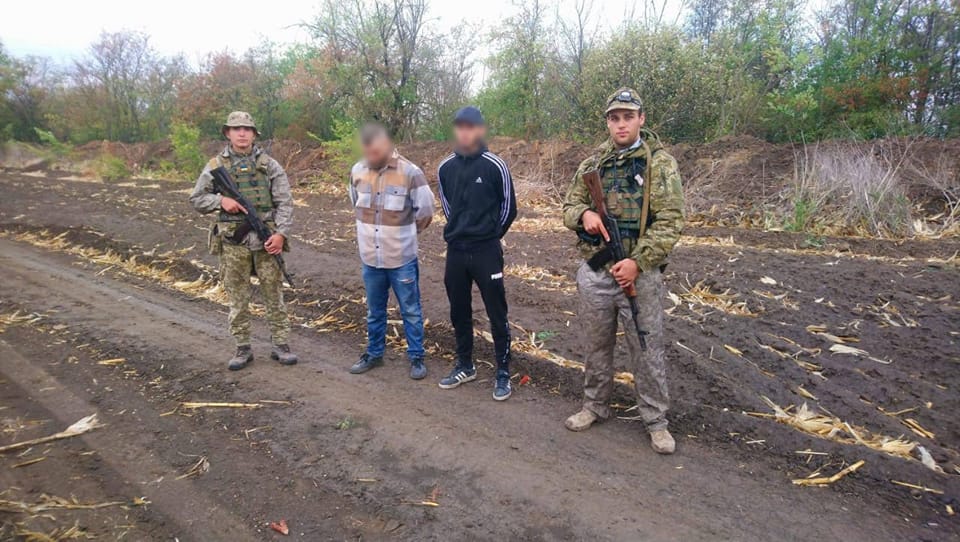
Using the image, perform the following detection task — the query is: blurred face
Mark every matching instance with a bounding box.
[605,110,645,148]
[453,122,486,152]
[362,134,393,168]
[226,126,255,152]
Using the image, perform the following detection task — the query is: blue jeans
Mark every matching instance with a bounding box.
[362,259,425,360]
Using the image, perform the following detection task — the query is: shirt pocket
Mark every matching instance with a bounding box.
[355,183,373,209]
[383,185,408,212]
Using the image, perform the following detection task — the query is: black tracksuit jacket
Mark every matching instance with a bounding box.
[437,146,517,246]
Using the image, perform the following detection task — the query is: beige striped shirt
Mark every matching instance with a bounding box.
[349,153,435,269]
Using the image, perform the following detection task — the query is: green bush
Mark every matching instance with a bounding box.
[171,122,206,175]
[33,128,71,158]
[95,154,131,181]
[319,120,359,184]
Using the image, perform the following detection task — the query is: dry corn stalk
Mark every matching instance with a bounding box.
[0,414,103,453]
[828,343,891,364]
[180,402,263,409]
[752,398,918,460]
[0,310,43,332]
[680,280,757,317]
[792,460,865,487]
[890,480,944,494]
[176,456,210,480]
[806,324,859,344]
[0,493,148,514]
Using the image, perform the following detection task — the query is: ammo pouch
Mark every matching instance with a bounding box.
[207,224,222,255]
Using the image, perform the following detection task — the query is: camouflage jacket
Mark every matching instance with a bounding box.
[562,131,685,272]
[189,145,294,251]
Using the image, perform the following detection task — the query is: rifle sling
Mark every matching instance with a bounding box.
[638,140,653,237]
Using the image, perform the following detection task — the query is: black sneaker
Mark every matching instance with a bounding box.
[409,357,427,380]
[228,345,253,371]
[438,363,476,389]
[493,371,512,401]
[350,353,383,374]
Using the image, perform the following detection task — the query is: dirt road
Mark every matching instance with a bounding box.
[0,169,957,540]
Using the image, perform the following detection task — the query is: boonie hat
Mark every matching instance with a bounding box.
[222,111,259,136]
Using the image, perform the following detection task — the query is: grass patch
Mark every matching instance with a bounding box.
[786,143,914,238]
[335,417,356,430]
[93,154,131,181]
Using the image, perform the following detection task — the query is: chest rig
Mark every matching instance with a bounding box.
[217,151,273,223]
[599,140,654,235]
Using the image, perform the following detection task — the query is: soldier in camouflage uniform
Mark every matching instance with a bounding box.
[189,111,298,370]
[561,88,685,454]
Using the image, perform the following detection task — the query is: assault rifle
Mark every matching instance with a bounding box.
[210,166,294,286]
[581,169,647,350]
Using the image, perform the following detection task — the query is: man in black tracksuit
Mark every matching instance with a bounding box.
[437,106,518,401]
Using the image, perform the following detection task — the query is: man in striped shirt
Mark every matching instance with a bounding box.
[348,123,436,379]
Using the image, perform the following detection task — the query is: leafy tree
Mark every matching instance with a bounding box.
[304,0,457,140]
[477,0,553,138]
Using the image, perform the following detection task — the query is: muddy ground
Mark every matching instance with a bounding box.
[0,163,957,541]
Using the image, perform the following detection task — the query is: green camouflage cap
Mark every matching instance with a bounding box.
[604,88,644,115]
[222,111,259,136]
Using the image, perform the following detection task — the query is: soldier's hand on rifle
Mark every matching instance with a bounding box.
[220,196,247,215]
[264,233,285,255]
[611,258,639,288]
[582,210,610,242]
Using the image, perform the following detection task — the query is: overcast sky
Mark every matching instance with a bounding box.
[2,0,678,64]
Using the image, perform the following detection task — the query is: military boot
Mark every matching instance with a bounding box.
[271,344,298,366]
[564,409,598,432]
[650,429,676,455]
[228,345,253,371]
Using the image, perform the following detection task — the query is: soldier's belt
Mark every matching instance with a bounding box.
[219,210,275,223]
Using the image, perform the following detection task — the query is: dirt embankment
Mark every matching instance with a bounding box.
[14,134,950,232]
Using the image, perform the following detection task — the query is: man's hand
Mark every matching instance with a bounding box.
[610,258,639,288]
[264,233,285,255]
[221,196,247,215]
[581,210,610,241]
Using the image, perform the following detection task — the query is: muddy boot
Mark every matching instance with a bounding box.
[650,429,676,455]
[228,345,253,371]
[271,344,298,366]
[564,409,598,432]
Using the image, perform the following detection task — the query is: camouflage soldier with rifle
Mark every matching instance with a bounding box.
[189,111,298,370]
[562,88,685,454]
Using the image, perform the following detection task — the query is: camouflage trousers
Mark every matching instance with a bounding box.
[220,242,289,347]
[576,262,669,432]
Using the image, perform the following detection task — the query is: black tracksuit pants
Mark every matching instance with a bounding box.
[444,239,511,373]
